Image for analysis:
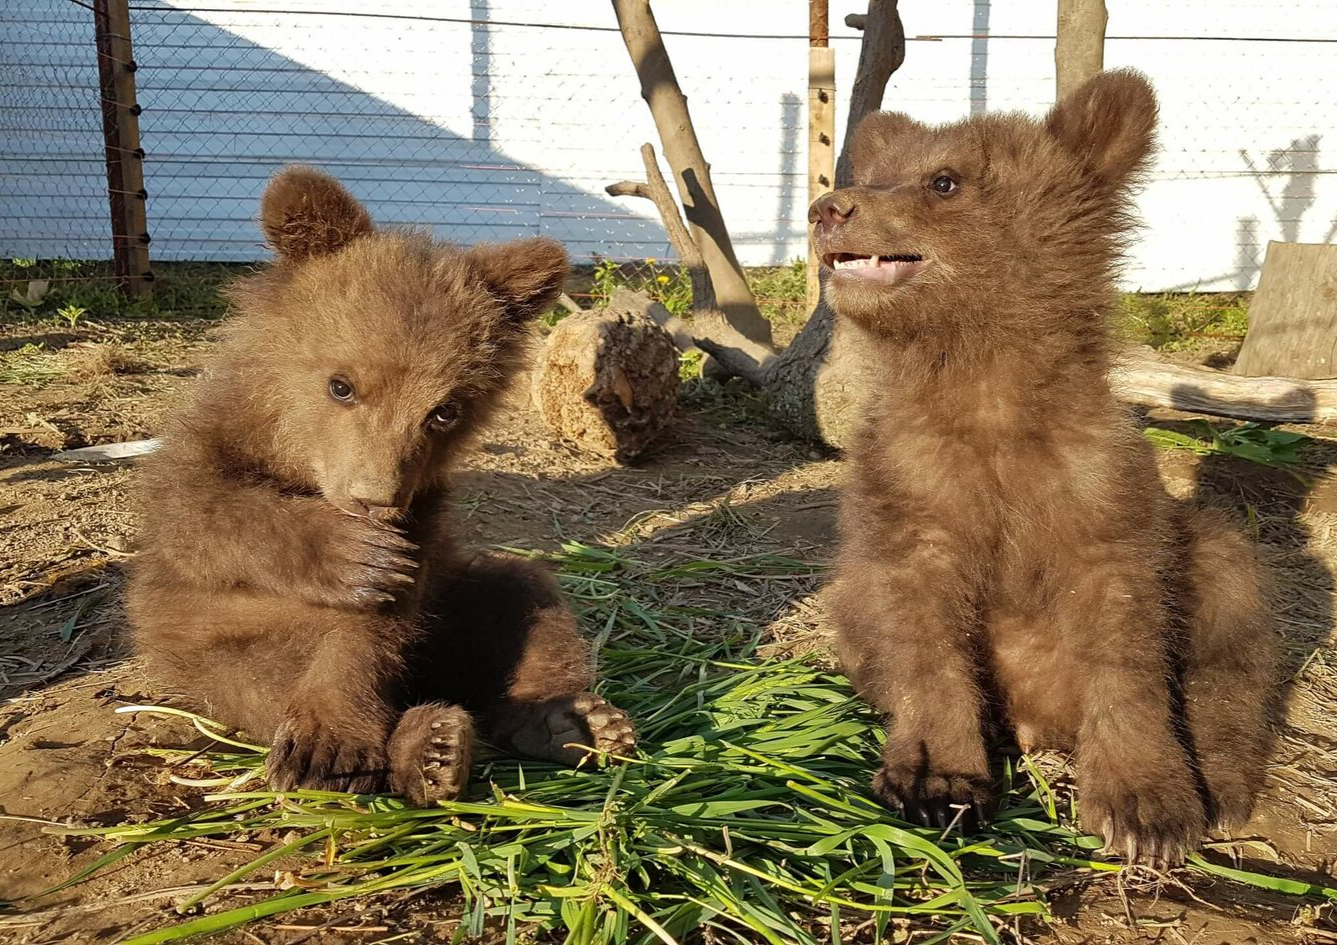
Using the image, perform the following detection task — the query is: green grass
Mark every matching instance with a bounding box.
[1,259,237,324]
[0,343,67,385]
[20,545,1334,945]
[1116,292,1250,354]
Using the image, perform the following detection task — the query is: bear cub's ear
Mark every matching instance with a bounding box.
[260,165,374,261]
[1044,68,1157,186]
[467,237,570,321]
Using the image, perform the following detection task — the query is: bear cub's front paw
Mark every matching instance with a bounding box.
[267,711,387,794]
[320,513,420,610]
[872,761,992,832]
[388,703,475,805]
[1081,776,1206,870]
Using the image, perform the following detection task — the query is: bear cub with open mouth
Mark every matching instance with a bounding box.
[129,167,636,803]
[813,70,1275,867]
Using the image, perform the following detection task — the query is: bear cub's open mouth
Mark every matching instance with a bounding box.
[824,252,927,285]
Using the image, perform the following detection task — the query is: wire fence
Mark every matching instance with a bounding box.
[2,0,1336,309]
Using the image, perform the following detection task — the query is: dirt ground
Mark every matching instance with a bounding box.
[1,313,1335,943]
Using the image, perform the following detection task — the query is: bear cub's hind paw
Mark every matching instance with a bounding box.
[872,763,992,832]
[508,692,637,766]
[388,703,475,805]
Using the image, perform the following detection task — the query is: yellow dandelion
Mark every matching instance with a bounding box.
[644,257,657,265]
[656,274,670,284]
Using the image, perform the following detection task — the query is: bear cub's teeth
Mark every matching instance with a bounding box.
[830,252,924,269]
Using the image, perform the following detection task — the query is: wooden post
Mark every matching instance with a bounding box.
[807,1,835,310]
[94,0,151,299]
[1055,0,1107,100]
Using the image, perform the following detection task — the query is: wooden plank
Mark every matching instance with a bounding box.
[1233,241,1337,379]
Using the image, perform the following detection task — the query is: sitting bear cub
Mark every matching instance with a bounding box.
[811,71,1275,867]
[128,167,636,803]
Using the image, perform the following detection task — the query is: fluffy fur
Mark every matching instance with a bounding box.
[812,71,1276,867]
[128,166,635,803]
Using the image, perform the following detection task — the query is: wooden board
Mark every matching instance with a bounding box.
[1234,241,1337,379]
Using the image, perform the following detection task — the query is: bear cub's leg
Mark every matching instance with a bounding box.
[414,553,636,765]
[829,542,992,830]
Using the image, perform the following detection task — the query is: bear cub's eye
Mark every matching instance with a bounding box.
[428,403,460,429]
[328,377,355,402]
[930,175,958,196]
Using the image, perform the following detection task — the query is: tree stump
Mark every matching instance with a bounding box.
[531,305,679,463]
[1233,241,1337,379]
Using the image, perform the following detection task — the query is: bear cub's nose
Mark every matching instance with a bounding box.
[809,192,857,229]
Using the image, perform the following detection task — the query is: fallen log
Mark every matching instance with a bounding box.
[1112,347,1337,423]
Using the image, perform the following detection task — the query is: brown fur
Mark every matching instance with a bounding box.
[127,166,635,801]
[811,71,1276,867]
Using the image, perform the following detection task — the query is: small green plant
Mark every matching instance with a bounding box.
[10,257,37,269]
[1144,420,1311,471]
[55,303,87,329]
[678,348,703,382]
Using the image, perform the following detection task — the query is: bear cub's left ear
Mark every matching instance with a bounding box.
[259,165,374,261]
[1044,68,1158,187]
[467,237,570,320]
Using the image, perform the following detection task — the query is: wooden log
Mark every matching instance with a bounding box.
[1232,241,1337,380]
[532,301,680,463]
[1111,347,1337,423]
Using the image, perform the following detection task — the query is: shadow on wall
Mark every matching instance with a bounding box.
[41,1,676,264]
[1233,134,1323,290]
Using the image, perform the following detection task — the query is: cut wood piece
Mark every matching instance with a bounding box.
[532,303,679,463]
[1232,241,1337,380]
[1111,347,1337,423]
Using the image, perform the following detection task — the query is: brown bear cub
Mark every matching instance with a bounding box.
[128,167,635,803]
[812,71,1275,867]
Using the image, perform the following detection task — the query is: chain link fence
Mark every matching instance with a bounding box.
[3,1,1335,310]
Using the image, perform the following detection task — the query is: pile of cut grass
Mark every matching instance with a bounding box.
[21,545,1336,944]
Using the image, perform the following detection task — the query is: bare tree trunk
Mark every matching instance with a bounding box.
[835,1,906,188]
[611,0,772,346]
[1055,0,1107,99]
[609,0,906,448]
[607,143,716,313]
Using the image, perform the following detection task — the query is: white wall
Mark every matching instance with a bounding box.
[3,1,1335,290]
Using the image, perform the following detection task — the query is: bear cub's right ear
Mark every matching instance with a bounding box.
[259,165,374,261]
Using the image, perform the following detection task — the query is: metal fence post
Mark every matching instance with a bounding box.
[93,0,151,299]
